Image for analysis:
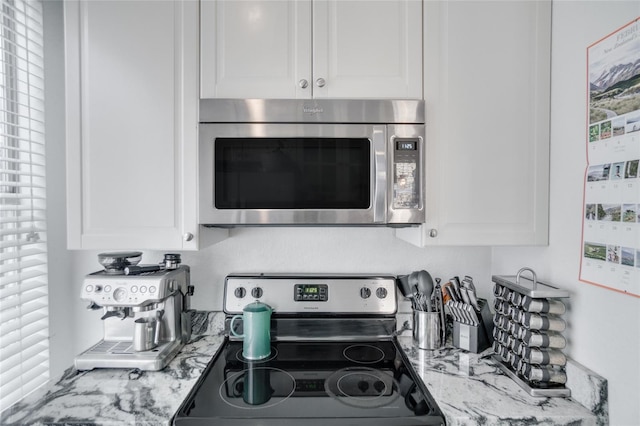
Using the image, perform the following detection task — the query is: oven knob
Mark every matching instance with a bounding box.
[360,287,371,299]
[251,287,263,299]
[376,287,388,299]
[234,287,246,299]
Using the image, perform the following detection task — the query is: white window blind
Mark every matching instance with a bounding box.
[0,0,49,412]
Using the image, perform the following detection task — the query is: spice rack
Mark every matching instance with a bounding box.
[491,268,571,397]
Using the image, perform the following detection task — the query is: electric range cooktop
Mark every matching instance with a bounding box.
[173,339,444,425]
[172,274,446,425]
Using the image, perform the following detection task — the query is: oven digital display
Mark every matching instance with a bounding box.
[294,284,328,302]
[295,379,326,393]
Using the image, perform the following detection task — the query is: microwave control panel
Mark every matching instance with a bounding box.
[393,138,421,209]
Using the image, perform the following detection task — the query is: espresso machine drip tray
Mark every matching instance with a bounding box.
[87,340,134,354]
[75,339,183,371]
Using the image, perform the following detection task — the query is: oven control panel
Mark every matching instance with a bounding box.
[224,274,397,315]
[294,284,328,302]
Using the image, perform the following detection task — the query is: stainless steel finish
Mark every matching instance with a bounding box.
[491,354,571,397]
[199,99,424,124]
[198,99,425,227]
[97,251,142,274]
[298,79,308,89]
[315,77,326,87]
[224,274,397,315]
[372,127,387,223]
[199,122,425,226]
[492,272,570,298]
[124,264,162,275]
[75,339,183,371]
[413,310,441,350]
[75,265,193,371]
[133,317,158,352]
[183,232,194,242]
[82,266,189,307]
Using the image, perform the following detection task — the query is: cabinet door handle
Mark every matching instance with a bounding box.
[298,79,309,89]
[429,229,438,238]
[183,232,194,242]
[315,78,326,87]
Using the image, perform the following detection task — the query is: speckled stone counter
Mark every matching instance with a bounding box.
[1,312,606,426]
[0,312,226,426]
[397,335,606,426]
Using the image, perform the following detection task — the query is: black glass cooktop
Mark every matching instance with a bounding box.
[173,339,445,426]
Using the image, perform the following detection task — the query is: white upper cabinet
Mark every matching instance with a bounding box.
[200,0,422,99]
[398,0,551,246]
[65,0,214,250]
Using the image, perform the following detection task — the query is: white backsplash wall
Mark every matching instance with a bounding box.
[70,228,491,356]
[492,2,640,425]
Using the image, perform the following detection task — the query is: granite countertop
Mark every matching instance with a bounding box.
[397,336,606,426]
[1,312,606,426]
[0,312,226,426]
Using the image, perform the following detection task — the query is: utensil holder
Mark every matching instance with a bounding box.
[413,310,441,350]
[491,268,571,397]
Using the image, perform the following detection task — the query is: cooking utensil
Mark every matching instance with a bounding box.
[412,289,430,312]
[416,270,434,296]
[465,304,480,326]
[434,278,446,343]
[396,274,414,299]
[451,276,463,301]
[460,287,471,305]
[443,282,457,302]
[461,277,480,311]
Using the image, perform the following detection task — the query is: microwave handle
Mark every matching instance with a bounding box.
[373,127,387,223]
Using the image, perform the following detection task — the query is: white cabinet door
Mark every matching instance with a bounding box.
[200,0,312,99]
[312,0,422,99]
[200,0,422,99]
[65,0,203,250]
[403,0,551,246]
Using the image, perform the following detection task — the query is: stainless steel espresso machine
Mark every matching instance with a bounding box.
[74,252,194,371]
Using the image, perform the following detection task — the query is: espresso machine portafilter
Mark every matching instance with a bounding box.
[74,253,194,371]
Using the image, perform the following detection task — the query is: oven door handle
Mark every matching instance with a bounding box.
[372,127,387,223]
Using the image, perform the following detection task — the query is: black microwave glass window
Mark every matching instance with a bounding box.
[215,138,371,209]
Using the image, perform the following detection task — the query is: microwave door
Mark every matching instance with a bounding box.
[199,123,386,226]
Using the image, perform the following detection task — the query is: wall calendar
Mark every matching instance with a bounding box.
[580,17,640,297]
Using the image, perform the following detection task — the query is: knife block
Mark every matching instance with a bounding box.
[453,321,489,353]
[451,298,492,353]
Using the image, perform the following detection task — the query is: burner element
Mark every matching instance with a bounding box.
[343,344,385,364]
[219,367,296,410]
[234,347,278,364]
[324,367,400,409]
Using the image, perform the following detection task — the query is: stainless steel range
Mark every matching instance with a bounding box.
[173,274,445,425]
[75,253,194,371]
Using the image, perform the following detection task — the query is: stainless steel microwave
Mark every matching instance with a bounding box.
[198,99,425,227]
